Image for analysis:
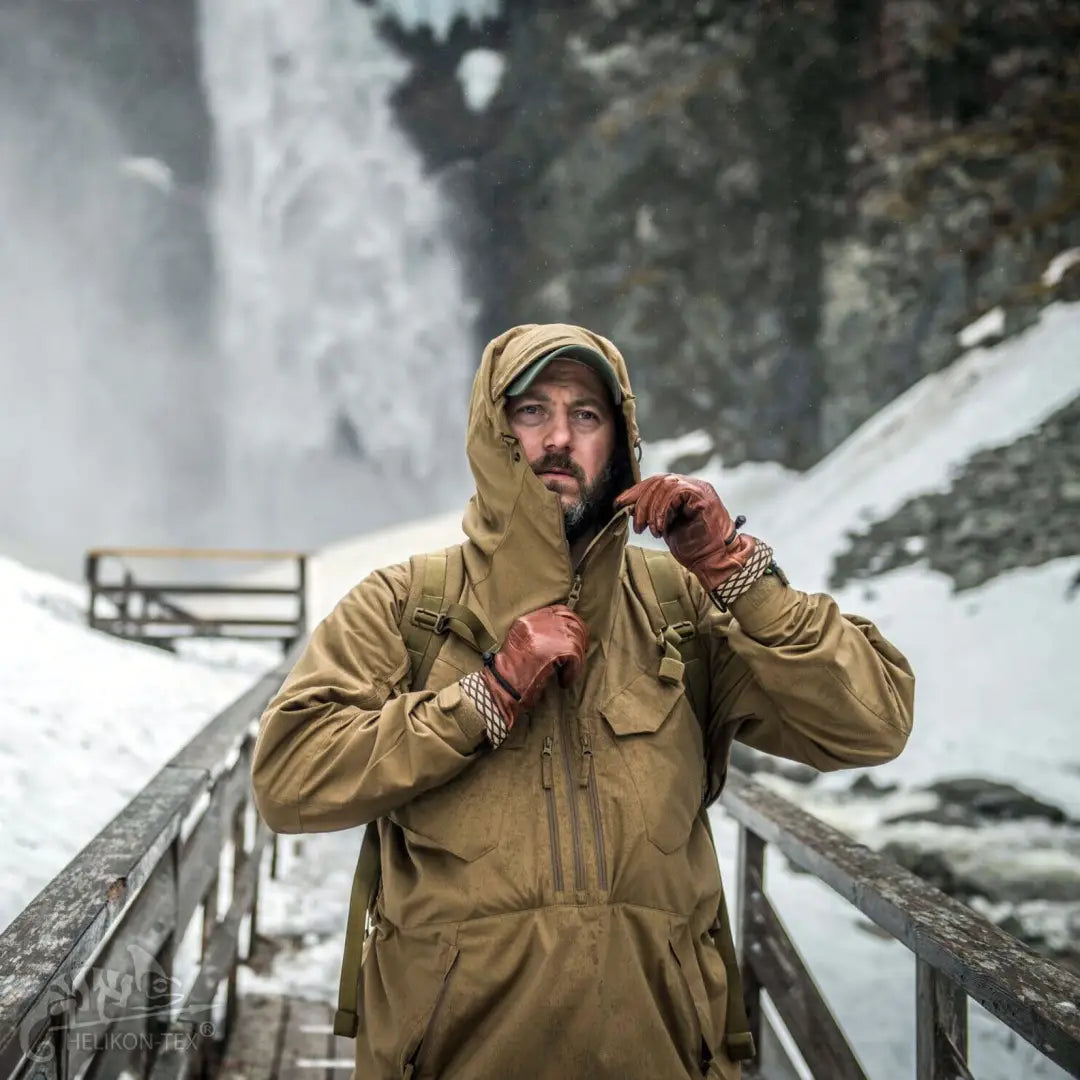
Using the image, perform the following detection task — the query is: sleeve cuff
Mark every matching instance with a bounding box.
[728,572,797,635]
[435,680,488,751]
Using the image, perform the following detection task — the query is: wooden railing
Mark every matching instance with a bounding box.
[85,548,308,654]
[721,769,1080,1080]
[0,645,299,1080]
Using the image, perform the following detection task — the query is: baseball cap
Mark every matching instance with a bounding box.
[505,344,623,405]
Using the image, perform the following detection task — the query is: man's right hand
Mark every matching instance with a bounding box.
[480,604,589,728]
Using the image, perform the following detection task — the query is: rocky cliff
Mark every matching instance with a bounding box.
[832,389,1080,593]
[374,0,1080,469]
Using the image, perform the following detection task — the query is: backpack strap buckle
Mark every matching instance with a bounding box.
[654,629,685,686]
[412,607,448,634]
[663,620,696,645]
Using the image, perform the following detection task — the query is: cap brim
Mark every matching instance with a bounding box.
[505,345,623,404]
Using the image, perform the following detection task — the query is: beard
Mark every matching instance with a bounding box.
[532,443,634,546]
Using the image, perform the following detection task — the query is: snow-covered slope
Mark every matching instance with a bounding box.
[0,559,277,931]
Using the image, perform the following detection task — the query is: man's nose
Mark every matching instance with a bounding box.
[542,411,573,452]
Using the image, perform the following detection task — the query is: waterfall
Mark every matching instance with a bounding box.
[0,3,220,576]
[197,0,478,550]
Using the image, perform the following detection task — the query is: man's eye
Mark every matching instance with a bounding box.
[574,410,600,423]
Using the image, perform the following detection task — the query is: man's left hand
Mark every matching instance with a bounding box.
[616,474,760,593]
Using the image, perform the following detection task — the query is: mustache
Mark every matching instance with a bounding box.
[531,453,586,485]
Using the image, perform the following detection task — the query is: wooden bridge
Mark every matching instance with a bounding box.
[2,646,1079,1080]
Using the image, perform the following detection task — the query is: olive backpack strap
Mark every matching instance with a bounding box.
[402,546,495,674]
[403,548,452,691]
[333,821,381,1036]
[334,545,479,1039]
[624,546,708,723]
[624,546,756,1063]
[699,810,757,1063]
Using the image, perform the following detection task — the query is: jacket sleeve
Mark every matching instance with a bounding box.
[698,573,915,780]
[251,561,488,834]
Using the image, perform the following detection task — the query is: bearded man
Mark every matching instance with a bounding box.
[253,323,915,1079]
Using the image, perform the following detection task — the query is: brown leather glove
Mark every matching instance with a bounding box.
[616,474,759,592]
[481,604,589,728]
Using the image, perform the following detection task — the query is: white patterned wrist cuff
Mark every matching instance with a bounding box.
[460,670,510,748]
[710,541,776,611]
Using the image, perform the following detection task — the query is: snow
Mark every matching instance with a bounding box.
[640,428,714,469]
[375,0,501,40]
[4,298,1079,1076]
[1044,248,1080,287]
[309,510,464,624]
[958,305,1004,348]
[117,156,175,193]
[456,48,505,112]
[0,557,278,931]
[820,560,1080,818]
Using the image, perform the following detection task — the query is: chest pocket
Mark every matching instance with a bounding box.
[388,654,523,863]
[601,672,705,854]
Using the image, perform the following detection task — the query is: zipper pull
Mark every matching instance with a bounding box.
[567,574,583,611]
[542,736,554,789]
[579,733,593,787]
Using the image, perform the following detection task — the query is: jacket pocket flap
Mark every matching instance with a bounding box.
[602,672,685,735]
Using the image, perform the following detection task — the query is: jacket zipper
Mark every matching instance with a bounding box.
[578,731,608,891]
[558,514,628,898]
[403,948,460,1079]
[541,736,564,893]
[560,697,587,896]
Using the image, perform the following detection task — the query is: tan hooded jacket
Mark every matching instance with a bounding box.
[252,323,915,1080]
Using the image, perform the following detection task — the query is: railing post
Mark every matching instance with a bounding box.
[916,957,971,1080]
[296,554,308,642]
[85,553,99,632]
[735,824,766,1051]
[119,569,134,637]
[224,802,247,1043]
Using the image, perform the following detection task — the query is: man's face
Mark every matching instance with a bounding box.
[505,358,618,540]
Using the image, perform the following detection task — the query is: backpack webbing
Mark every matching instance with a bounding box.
[624,546,708,723]
[402,547,464,691]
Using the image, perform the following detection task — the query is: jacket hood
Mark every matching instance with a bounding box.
[461,323,642,643]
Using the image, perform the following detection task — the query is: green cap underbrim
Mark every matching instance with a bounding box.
[505,344,623,405]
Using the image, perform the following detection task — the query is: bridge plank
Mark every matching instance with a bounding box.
[218,995,286,1080]
[278,999,332,1080]
[331,1033,355,1075]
